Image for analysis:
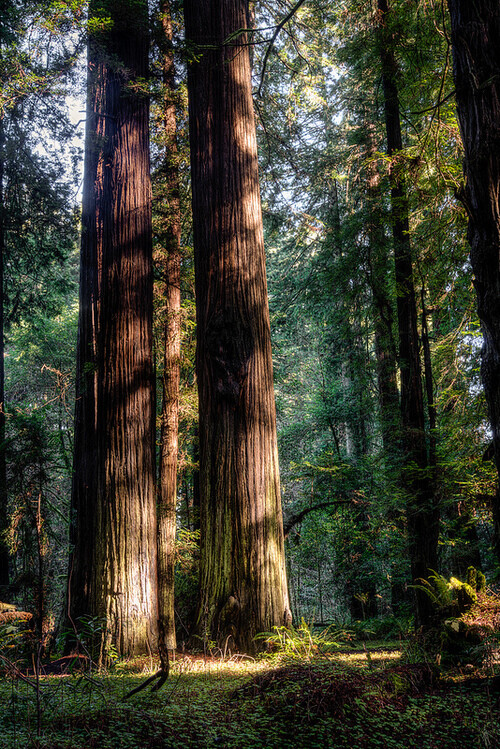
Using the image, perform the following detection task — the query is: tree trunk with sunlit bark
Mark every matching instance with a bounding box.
[184,0,291,654]
[69,0,157,657]
[0,114,8,591]
[156,0,181,666]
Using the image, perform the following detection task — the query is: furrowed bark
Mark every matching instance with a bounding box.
[184,0,291,654]
[0,113,8,591]
[69,0,157,657]
[157,0,181,665]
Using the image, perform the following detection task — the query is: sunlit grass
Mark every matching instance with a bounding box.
[0,644,499,748]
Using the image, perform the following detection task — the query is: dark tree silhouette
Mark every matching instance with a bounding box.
[447,0,500,564]
[378,0,439,626]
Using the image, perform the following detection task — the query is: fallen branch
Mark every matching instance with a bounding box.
[0,653,39,692]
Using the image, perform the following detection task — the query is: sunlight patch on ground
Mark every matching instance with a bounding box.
[115,645,404,681]
[333,648,402,669]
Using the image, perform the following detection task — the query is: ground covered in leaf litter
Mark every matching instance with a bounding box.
[1,646,499,748]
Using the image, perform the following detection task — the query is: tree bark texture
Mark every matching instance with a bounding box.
[157,0,181,662]
[69,0,157,657]
[184,0,291,653]
[377,0,439,626]
[447,0,500,563]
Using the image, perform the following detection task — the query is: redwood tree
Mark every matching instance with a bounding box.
[184,0,291,653]
[377,0,439,625]
[69,0,157,657]
[156,0,181,665]
[447,0,500,563]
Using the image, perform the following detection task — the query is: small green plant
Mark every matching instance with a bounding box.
[0,621,25,652]
[411,571,454,612]
[68,615,119,668]
[411,570,477,618]
[255,618,353,658]
[350,614,412,642]
[408,569,499,666]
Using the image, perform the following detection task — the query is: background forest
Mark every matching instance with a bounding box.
[0,0,498,684]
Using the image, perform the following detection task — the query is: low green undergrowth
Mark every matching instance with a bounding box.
[254,618,355,657]
[0,647,499,748]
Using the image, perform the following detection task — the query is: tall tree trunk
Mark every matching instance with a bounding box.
[191,427,201,531]
[447,0,500,563]
[363,120,406,612]
[184,0,291,654]
[377,0,439,626]
[69,0,157,657]
[363,120,400,458]
[157,0,181,666]
[421,291,437,469]
[0,114,8,591]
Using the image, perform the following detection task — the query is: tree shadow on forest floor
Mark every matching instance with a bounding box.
[1,645,499,748]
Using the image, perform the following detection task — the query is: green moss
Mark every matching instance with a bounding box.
[449,578,477,613]
[466,566,477,590]
[476,570,487,593]
[466,566,487,593]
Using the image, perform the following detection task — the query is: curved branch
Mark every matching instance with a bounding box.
[284,499,350,537]
[257,0,309,97]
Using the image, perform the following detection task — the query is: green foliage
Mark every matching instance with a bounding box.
[0,652,498,748]
[64,616,120,667]
[173,529,199,643]
[0,0,84,115]
[349,614,413,642]
[0,619,26,654]
[2,131,79,325]
[477,570,487,593]
[256,0,494,632]
[255,619,353,659]
[451,578,478,613]
[409,569,500,665]
[467,565,487,593]
[1,0,498,688]
[412,570,477,617]
[5,406,68,632]
[4,302,77,634]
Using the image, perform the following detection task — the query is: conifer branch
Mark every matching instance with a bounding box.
[257,0,309,97]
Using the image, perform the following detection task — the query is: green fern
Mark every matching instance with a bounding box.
[411,570,453,610]
[255,619,352,658]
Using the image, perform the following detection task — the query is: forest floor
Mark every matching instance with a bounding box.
[0,642,499,748]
